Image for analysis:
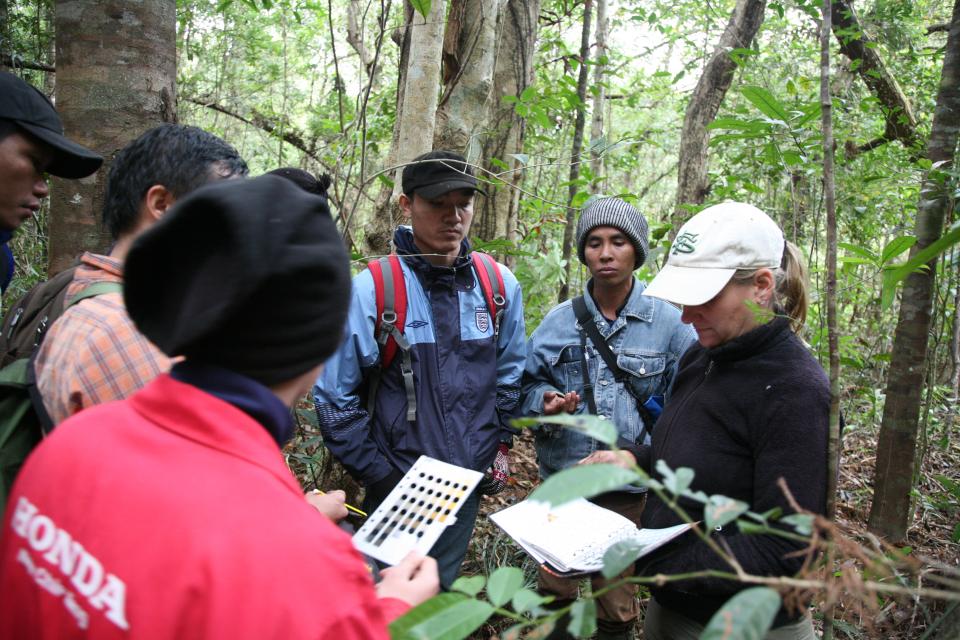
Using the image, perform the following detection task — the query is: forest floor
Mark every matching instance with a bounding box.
[461,409,960,640]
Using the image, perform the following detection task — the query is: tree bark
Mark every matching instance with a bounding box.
[831,0,920,157]
[470,0,539,253]
[364,0,446,257]
[868,0,960,542]
[558,0,592,303]
[49,0,176,274]
[588,0,608,192]
[673,0,766,234]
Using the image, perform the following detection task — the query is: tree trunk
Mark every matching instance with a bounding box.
[433,0,498,155]
[831,0,920,157]
[364,0,446,257]
[49,0,176,274]
[868,0,960,542]
[588,0,608,192]
[557,0,592,303]
[673,0,766,234]
[471,0,539,253]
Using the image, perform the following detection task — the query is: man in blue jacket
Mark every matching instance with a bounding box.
[314,150,526,588]
[520,197,695,639]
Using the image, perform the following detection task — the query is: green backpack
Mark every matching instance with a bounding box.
[0,276,122,511]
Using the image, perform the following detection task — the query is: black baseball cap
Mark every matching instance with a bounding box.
[0,71,103,179]
[401,150,485,199]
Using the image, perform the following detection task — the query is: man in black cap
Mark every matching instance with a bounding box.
[313,150,527,589]
[0,71,102,298]
[0,176,439,636]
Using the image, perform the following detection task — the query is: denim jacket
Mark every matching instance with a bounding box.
[520,279,695,485]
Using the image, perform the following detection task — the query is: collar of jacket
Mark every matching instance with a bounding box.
[393,225,474,288]
[582,277,655,325]
[707,315,792,364]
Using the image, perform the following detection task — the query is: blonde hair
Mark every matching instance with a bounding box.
[730,241,808,333]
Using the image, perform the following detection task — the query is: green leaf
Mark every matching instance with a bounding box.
[736,520,769,535]
[511,587,548,614]
[513,414,618,445]
[881,221,960,308]
[656,460,695,496]
[390,593,494,640]
[838,242,877,263]
[486,567,524,607]
[741,85,790,123]
[451,575,485,597]
[704,495,749,529]
[601,539,646,579]
[953,523,960,543]
[780,514,814,536]
[880,236,917,265]
[701,587,781,639]
[409,0,431,19]
[568,599,597,638]
[529,464,642,506]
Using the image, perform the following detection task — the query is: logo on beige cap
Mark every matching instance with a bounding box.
[672,232,699,255]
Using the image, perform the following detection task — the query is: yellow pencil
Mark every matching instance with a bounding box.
[311,489,368,517]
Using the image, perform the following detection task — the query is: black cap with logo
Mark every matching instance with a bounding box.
[401,150,485,199]
[0,71,103,179]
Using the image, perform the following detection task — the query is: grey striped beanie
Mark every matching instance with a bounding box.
[576,197,650,268]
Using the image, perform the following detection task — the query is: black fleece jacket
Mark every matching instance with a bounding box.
[634,316,830,627]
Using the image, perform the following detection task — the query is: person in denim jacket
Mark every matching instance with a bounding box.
[520,197,695,640]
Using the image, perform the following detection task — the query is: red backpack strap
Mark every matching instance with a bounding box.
[471,252,507,338]
[367,255,417,423]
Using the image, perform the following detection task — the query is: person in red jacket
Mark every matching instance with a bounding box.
[0,175,438,638]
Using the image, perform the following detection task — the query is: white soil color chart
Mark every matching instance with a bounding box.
[352,456,484,566]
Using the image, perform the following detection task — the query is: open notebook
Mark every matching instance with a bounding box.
[490,498,692,576]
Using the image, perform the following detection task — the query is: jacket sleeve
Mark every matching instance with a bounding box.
[663,321,698,402]
[313,270,395,486]
[519,316,565,419]
[639,381,830,595]
[493,268,527,438]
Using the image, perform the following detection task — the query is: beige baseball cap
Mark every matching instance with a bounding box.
[643,202,784,306]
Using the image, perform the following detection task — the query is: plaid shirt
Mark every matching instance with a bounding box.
[34,252,171,425]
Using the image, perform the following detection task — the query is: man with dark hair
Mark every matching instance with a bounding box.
[0,72,102,300]
[313,150,527,589]
[34,124,248,425]
[1,176,438,636]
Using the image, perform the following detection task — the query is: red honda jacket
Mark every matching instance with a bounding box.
[0,374,408,639]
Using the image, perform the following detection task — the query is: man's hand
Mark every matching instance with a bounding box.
[543,390,580,415]
[376,553,440,606]
[578,450,637,469]
[305,489,349,523]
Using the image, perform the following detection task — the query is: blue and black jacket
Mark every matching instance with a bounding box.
[313,226,526,491]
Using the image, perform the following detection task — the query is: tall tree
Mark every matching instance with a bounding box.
[472,0,539,250]
[588,0,608,192]
[49,0,176,274]
[558,0,592,303]
[673,0,766,233]
[364,0,447,257]
[868,0,960,542]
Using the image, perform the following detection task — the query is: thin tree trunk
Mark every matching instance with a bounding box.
[673,0,766,234]
[49,0,176,275]
[365,0,446,257]
[558,0,592,303]
[868,0,960,542]
[820,2,840,637]
[588,0,607,192]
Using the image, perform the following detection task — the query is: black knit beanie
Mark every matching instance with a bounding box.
[575,197,650,269]
[124,174,352,386]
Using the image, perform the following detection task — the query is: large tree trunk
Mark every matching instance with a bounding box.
[831,0,919,157]
[433,0,498,154]
[557,0,592,303]
[471,0,539,252]
[868,0,960,542]
[49,0,176,275]
[364,0,447,257]
[673,0,766,233]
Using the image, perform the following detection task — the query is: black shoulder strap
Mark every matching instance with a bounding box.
[571,295,656,435]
